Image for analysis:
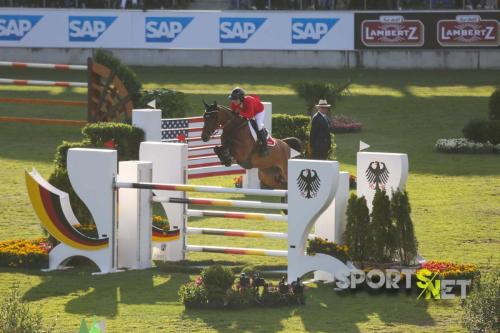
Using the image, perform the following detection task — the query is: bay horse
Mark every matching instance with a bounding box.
[201,101,303,190]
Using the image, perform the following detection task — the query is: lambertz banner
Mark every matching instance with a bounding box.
[355,11,499,49]
[0,9,354,50]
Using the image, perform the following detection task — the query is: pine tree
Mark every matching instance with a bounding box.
[391,190,418,266]
[370,189,396,263]
[343,193,371,263]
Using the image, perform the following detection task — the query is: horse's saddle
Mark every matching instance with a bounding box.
[247,121,277,147]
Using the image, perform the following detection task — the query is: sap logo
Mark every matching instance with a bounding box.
[145,17,193,43]
[291,18,339,44]
[219,17,266,43]
[69,16,117,42]
[0,15,42,41]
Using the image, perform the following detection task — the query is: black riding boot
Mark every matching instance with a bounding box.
[257,129,269,156]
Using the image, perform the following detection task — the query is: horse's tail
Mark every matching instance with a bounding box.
[283,137,303,157]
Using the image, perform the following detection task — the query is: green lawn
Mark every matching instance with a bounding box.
[0,67,498,332]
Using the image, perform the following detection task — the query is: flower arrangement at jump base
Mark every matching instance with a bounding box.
[332,115,363,133]
[0,238,50,268]
[306,238,350,264]
[233,175,243,188]
[418,260,478,280]
[179,265,306,309]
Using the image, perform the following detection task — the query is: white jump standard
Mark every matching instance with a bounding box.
[65,142,351,283]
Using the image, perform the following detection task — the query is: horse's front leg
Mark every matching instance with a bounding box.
[214,135,233,167]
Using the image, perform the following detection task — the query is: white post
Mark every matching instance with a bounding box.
[287,159,351,283]
[140,142,187,262]
[314,171,349,282]
[357,152,408,211]
[132,109,162,142]
[117,161,153,270]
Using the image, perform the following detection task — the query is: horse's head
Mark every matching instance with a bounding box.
[201,100,220,142]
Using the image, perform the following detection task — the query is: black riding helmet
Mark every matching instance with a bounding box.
[228,87,245,102]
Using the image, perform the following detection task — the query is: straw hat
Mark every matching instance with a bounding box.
[315,99,331,107]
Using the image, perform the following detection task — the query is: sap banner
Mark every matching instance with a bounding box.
[0,9,354,50]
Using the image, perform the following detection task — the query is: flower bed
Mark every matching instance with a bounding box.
[306,238,350,264]
[179,265,305,309]
[418,260,478,280]
[435,138,500,154]
[0,238,50,268]
[332,115,362,133]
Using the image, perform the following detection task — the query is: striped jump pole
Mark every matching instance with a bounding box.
[0,78,86,88]
[115,181,287,197]
[187,227,316,240]
[186,245,288,257]
[152,196,287,210]
[0,61,87,71]
[187,209,287,222]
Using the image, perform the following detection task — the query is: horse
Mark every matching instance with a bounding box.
[201,101,303,190]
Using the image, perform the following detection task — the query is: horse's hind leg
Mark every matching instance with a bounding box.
[258,168,286,190]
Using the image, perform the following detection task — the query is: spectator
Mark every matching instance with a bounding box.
[310,99,334,160]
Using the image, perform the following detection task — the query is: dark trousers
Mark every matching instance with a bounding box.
[311,149,329,160]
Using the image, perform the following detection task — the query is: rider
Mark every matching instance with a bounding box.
[228,87,268,155]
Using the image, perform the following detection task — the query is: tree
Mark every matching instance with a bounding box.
[291,81,351,117]
[391,190,418,266]
[343,194,371,264]
[370,189,396,263]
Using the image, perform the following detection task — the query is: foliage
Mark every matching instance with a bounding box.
[271,114,310,143]
[137,88,190,119]
[93,49,142,107]
[291,81,351,116]
[272,113,336,159]
[48,122,144,229]
[343,194,372,263]
[0,283,55,333]
[435,138,500,154]
[178,266,306,309]
[463,119,492,143]
[0,238,50,269]
[306,238,350,263]
[370,189,397,263]
[152,215,169,231]
[462,268,499,333]
[488,87,500,120]
[391,190,418,266]
[420,260,479,280]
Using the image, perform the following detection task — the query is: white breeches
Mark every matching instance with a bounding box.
[120,0,138,8]
[254,111,265,130]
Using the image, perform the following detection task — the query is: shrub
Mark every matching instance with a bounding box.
[137,88,190,119]
[435,138,500,154]
[332,115,363,133]
[93,49,142,107]
[391,190,418,266]
[292,81,351,116]
[0,283,55,333]
[462,268,499,333]
[370,189,397,263]
[343,194,371,263]
[489,87,500,120]
[487,120,500,144]
[272,114,336,159]
[200,265,235,302]
[463,119,491,143]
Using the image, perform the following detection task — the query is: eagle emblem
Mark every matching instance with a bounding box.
[296,169,321,199]
[365,161,389,190]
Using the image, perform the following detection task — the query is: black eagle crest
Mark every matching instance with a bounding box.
[296,169,321,199]
[365,161,390,190]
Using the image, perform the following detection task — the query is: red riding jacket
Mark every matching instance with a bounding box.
[230,95,264,120]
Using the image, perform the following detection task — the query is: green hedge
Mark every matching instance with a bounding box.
[272,113,336,159]
[48,122,144,226]
[137,88,190,119]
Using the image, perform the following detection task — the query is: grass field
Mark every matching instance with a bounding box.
[0,67,499,332]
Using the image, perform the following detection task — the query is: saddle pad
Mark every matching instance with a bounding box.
[248,121,277,147]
